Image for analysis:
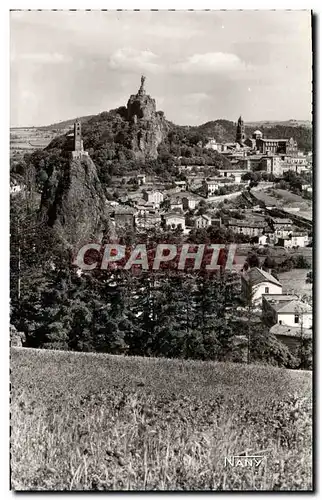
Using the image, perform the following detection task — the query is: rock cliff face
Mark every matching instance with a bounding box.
[126,76,168,160]
[40,155,109,247]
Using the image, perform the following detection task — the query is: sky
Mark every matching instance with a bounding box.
[10,10,312,127]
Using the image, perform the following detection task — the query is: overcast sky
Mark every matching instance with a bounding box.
[10,10,312,127]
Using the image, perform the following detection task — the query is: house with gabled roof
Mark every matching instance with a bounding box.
[142,189,164,207]
[262,294,312,329]
[195,214,212,229]
[241,267,282,305]
[262,294,313,353]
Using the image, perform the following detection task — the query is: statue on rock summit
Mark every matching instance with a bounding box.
[138,74,146,96]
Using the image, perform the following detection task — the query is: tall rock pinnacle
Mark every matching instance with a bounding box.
[126,75,168,160]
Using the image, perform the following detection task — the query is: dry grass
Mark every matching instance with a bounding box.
[11,348,312,491]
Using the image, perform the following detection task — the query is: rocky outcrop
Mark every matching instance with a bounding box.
[40,155,110,247]
[127,76,168,160]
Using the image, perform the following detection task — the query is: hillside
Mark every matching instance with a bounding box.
[39,115,95,132]
[40,117,312,134]
[44,114,312,167]
[192,121,312,152]
[43,108,231,179]
[246,120,312,129]
[11,347,312,491]
[11,81,312,201]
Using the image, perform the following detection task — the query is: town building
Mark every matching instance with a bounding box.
[270,216,291,230]
[241,267,283,305]
[195,214,212,229]
[203,179,219,196]
[280,156,308,173]
[169,196,183,211]
[245,130,263,150]
[205,138,215,150]
[219,169,249,178]
[271,217,293,228]
[136,200,156,214]
[113,206,136,229]
[262,294,312,329]
[278,231,309,248]
[137,174,146,185]
[168,191,203,211]
[164,213,186,231]
[135,212,161,229]
[174,180,187,191]
[270,218,293,240]
[212,173,243,185]
[142,189,164,207]
[260,155,283,176]
[226,218,266,237]
[256,137,298,156]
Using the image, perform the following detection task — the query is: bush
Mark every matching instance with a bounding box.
[293,255,311,269]
[251,331,299,369]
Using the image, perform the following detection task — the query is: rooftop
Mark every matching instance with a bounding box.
[258,138,289,143]
[262,294,299,311]
[164,213,185,220]
[292,232,309,237]
[197,214,212,221]
[272,218,293,225]
[169,191,202,200]
[114,206,136,215]
[263,293,298,301]
[243,267,282,287]
[143,189,164,194]
[270,324,312,338]
[228,219,266,228]
[277,300,312,315]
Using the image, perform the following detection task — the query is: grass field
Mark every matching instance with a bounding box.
[10,127,67,154]
[278,269,312,300]
[252,189,312,214]
[10,348,312,491]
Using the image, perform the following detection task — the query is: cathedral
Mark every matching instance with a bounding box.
[236,116,298,156]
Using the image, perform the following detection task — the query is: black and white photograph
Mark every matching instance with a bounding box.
[9,9,313,491]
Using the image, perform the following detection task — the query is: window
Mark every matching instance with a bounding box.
[294,315,299,324]
[265,287,269,294]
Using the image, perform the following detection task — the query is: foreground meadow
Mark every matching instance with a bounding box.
[11,348,312,491]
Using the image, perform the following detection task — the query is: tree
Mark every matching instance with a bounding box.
[153,275,193,359]
[247,252,260,268]
[293,255,311,269]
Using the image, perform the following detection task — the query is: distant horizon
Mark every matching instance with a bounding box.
[11,11,312,128]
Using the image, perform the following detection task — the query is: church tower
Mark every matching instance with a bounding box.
[74,120,83,152]
[71,119,88,159]
[236,116,246,145]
